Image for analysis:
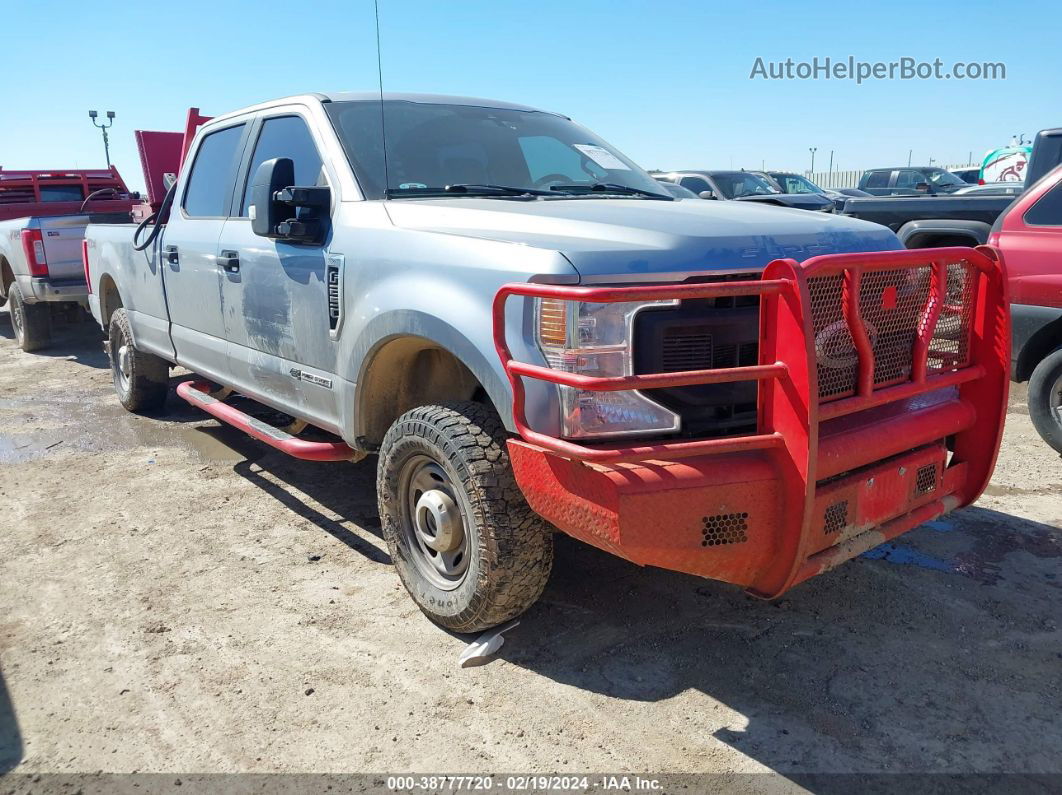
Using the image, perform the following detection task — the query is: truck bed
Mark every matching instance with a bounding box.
[840,194,1016,230]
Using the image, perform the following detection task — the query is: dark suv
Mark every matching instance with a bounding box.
[858,167,969,196]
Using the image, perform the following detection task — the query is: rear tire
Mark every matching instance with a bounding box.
[377,401,554,632]
[1028,347,1062,455]
[107,308,169,413]
[8,284,51,352]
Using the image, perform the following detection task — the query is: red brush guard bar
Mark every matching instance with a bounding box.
[494,246,1009,598]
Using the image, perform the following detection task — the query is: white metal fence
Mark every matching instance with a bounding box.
[801,163,977,189]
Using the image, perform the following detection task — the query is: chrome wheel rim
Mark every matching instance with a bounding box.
[115,343,132,392]
[399,455,470,590]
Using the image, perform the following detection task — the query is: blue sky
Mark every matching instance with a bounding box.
[2,0,1058,190]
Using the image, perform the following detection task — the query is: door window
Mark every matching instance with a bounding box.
[864,171,890,189]
[1024,180,1062,226]
[182,124,246,217]
[895,170,924,189]
[678,176,711,194]
[240,115,325,216]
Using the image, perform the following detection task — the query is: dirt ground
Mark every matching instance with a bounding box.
[0,308,1059,785]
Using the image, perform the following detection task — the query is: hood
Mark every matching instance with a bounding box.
[384,196,903,283]
[734,193,835,211]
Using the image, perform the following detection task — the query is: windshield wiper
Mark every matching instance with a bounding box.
[548,183,672,200]
[385,184,551,198]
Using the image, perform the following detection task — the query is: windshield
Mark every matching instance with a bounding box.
[769,173,822,194]
[710,172,780,199]
[925,168,967,187]
[324,100,668,199]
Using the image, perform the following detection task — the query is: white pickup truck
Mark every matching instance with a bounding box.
[83,93,1009,631]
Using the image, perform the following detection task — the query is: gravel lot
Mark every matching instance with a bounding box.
[1,309,1059,783]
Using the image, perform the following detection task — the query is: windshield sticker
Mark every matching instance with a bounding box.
[573,144,631,171]
[399,182,427,190]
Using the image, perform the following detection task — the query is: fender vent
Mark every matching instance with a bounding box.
[915,464,938,496]
[824,500,849,534]
[701,512,748,546]
[326,261,341,330]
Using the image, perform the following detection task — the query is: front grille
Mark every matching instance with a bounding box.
[661,328,713,372]
[807,261,977,402]
[633,276,760,438]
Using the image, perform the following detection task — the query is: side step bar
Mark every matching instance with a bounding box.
[175,380,359,462]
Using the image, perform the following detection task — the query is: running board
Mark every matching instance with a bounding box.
[176,380,360,462]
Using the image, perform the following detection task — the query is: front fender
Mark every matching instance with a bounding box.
[344,286,562,439]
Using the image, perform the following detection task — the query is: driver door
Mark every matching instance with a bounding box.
[216,110,340,430]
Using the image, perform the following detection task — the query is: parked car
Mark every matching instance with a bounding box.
[0,167,136,350]
[953,182,1024,196]
[950,166,981,184]
[989,163,1062,453]
[656,180,699,199]
[842,128,1062,249]
[83,92,1007,631]
[859,167,970,196]
[839,194,1015,248]
[654,170,834,211]
[760,171,871,211]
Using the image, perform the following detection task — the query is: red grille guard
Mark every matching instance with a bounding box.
[493,246,1009,598]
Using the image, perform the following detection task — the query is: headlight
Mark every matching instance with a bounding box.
[535,297,681,438]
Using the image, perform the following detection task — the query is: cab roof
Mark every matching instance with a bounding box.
[208,92,567,125]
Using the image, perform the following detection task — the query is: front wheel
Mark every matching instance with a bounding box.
[8,284,51,352]
[377,402,554,632]
[107,308,169,413]
[1028,347,1062,455]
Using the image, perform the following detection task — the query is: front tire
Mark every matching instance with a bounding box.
[377,402,553,632]
[1028,347,1062,454]
[8,284,51,352]
[107,308,169,413]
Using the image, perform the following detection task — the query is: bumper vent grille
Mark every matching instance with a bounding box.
[823,500,849,534]
[701,512,749,546]
[915,464,938,496]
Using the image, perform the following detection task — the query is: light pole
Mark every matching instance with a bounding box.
[89,110,115,168]
[828,150,834,184]
[808,147,817,175]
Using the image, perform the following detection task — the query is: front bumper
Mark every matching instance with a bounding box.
[494,246,1009,597]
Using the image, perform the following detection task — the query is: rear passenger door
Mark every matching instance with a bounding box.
[164,121,249,379]
[216,110,339,428]
[862,170,892,196]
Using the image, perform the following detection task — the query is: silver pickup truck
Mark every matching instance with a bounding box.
[0,168,136,350]
[84,92,1009,631]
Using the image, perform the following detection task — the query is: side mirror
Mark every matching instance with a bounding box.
[698,190,717,200]
[250,157,330,244]
[915,182,931,193]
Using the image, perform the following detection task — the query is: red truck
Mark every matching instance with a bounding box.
[990,160,1062,452]
[0,167,137,350]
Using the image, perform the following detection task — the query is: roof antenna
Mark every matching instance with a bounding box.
[374,0,390,198]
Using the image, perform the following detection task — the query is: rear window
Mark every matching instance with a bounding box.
[1024,180,1062,226]
[864,171,890,188]
[38,185,84,202]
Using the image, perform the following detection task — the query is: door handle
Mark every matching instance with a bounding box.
[163,245,179,265]
[217,251,240,273]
